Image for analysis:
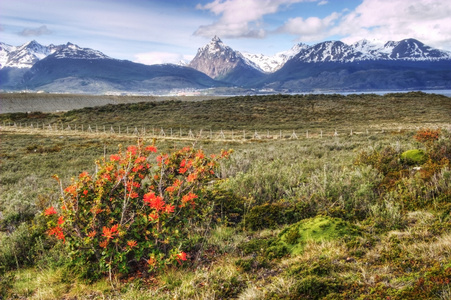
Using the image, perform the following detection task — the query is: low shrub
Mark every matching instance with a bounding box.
[243,201,315,231]
[43,141,231,279]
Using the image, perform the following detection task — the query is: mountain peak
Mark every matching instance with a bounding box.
[211,35,222,43]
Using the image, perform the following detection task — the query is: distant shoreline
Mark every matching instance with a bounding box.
[1,90,450,114]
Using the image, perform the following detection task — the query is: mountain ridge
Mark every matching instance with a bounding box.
[1,37,450,94]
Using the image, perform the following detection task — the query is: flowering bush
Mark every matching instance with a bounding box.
[413,128,441,146]
[44,141,230,277]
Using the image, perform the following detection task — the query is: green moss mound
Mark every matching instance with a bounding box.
[401,149,427,165]
[275,216,360,255]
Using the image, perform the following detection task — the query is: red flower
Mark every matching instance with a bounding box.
[177,251,187,262]
[132,182,141,188]
[143,192,166,211]
[179,167,188,174]
[44,206,57,216]
[110,154,121,161]
[127,240,137,249]
[57,216,64,225]
[129,192,138,199]
[145,145,157,153]
[127,145,138,156]
[83,190,89,196]
[48,226,65,242]
[102,173,112,181]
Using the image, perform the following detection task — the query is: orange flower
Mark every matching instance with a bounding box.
[147,256,156,266]
[127,240,137,249]
[57,216,64,225]
[79,171,89,179]
[102,224,119,240]
[87,230,97,238]
[64,185,77,195]
[179,167,188,174]
[145,145,157,153]
[135,156,147,164]
[44,206,57,216]
[99,240,108,248]
[187,173,197,182]
[195,150,205,159]
[83,190,89,196]
[165,204,175,214]
[182,192,198,204]
[110,154,121,161]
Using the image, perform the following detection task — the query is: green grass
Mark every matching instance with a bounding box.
[1,92,451,299]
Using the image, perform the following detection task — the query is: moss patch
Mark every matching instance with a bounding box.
[401,149,427,165]
[276,216,360,255]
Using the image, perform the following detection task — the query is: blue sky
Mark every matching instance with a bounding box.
[1,0,450,64]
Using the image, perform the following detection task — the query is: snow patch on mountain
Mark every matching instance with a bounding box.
[51,43,110,60]
[242,43,309,73]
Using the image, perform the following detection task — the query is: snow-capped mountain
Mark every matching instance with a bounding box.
[242,43,309,73]
[0,41,110,70]
[188,36,264,80]
[51,42,110,60]
[0,40,58,69]
[292,38,451,63]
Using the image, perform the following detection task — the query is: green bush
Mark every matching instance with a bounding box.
[400,149,426,165]
[276,216,361,255]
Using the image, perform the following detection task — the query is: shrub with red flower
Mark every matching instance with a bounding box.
[44,140,231,277]
[414,128,441,146]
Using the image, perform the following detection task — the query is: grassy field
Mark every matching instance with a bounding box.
[1,92,451,299]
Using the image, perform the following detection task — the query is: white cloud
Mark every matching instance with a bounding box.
[318,0,328,5]
[194,0,315,38]
[276,0,451,50]
[279,12,339,41]
[134,52,194,65]
[18,25,52,37]
[335,0,451,49]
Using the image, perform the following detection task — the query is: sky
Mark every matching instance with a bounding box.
[1,0,450,65]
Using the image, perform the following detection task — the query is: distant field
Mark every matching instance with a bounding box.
[1,92,450,133]
[0,93,224,113]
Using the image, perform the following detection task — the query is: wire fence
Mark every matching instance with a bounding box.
[2,121,450,142]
